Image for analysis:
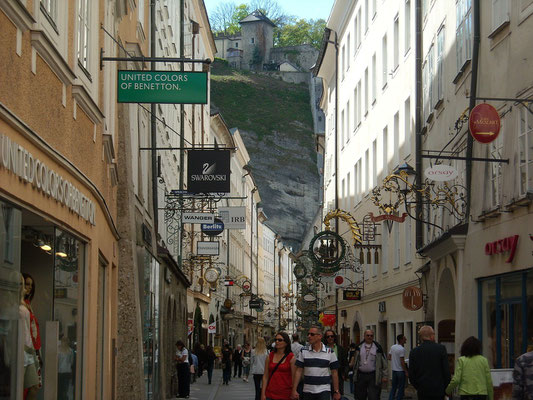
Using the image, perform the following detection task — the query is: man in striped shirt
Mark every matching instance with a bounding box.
[292,325,341,400]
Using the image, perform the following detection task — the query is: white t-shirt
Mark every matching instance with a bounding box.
[389,344,405,372]
[176,348,189,364]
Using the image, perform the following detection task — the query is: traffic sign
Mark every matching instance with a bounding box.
[469,103,501,144]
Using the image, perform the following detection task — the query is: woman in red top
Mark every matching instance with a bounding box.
[261,332,295,400]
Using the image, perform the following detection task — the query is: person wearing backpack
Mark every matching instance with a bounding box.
[261,332,296,400]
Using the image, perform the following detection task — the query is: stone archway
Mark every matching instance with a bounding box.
[352,310,362,344]
[436,266,456,372]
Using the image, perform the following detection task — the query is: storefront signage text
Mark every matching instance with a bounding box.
[485,234,519,263]
[402,286,424,311]
[187,150,231,193]
[424,164,458,182]
[469,103,501,144]
[0,133,96,225]
[117,70,208,104]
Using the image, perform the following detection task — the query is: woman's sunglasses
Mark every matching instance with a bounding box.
[275,338,285,342]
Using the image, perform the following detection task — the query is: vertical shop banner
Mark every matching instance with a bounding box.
[208,322,216,334]
[217,206,246,229]
[187,150,231,193]
[187,319,194,336]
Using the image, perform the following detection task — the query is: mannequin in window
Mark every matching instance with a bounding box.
[19,274,39,400]
[22,273,42,395]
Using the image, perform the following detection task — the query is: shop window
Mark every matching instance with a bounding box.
[8,209,85,400]
[0,201,22,399]
[479,270,533,368]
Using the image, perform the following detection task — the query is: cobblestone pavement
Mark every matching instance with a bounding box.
[167,368,416,400]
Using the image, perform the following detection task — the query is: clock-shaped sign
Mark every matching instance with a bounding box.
[204,267,220,283]
[242,280,251,292]
[293,262,307,280]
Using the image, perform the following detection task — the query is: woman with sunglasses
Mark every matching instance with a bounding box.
[261,332,296,400]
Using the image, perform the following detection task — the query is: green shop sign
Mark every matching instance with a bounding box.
[117,70,208,104]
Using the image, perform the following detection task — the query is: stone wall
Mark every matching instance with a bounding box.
[262,71,310,84]
[269,44,319,71]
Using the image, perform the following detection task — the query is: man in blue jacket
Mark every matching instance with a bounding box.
[408,326,451,400]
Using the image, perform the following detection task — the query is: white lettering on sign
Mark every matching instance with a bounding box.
[0,133,96,225]
[424,164,458,182]
[182,212,215,224]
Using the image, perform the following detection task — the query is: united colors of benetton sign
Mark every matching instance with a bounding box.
[117,70,208,104]
[187,150,231,193]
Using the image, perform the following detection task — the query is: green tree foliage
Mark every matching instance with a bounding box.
[211,2,250,35]
[209,1,326,50]
[275,18,326,49]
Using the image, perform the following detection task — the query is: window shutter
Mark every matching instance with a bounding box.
[492,0,509,31]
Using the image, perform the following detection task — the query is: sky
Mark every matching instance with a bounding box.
[203,0,335,21]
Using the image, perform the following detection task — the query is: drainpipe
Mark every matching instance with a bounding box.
[466,0,481,221]
[325,28,340,334]
[278,248,282,332]
[415,0,423,249]
[150,0,158,234]
[178,0,185,268]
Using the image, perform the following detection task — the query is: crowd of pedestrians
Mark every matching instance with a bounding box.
[171,325,533,400]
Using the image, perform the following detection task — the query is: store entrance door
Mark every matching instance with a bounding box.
[500,301,523,368]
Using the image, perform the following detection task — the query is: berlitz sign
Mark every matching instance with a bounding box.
[424,164,458,182]
[485,235,519,263]
[187,150,231,193]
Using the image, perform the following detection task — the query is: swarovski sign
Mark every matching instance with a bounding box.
[0,133,96,225]
[187,150,231,193]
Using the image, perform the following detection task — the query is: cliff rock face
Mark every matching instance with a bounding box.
[211,61,319,249]
[239,128,319,249]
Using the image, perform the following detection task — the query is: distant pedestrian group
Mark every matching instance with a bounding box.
[172,325,533,400]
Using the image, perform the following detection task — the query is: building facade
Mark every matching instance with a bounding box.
[0,0,122,398]
[314,0,424,358]
[419,0,533,369]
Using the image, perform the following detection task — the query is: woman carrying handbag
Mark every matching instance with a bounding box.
[261,332,296,400]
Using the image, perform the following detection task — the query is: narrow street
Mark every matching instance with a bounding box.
[167,369,397,400]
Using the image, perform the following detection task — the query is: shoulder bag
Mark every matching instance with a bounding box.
[266,352,289,388]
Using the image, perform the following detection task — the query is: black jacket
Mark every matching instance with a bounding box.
[408,340,451,396]
[233,349,242,365]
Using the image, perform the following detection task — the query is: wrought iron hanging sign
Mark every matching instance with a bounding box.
[309,209,362,274]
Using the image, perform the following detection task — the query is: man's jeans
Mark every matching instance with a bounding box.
[388,371,406,400]
[355,371,381,400]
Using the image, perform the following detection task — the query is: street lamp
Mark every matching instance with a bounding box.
[392,163,417,193]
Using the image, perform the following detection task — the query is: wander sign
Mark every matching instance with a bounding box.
[117,70,208,104]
